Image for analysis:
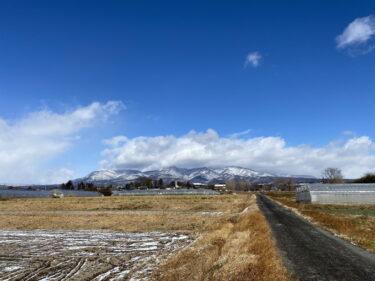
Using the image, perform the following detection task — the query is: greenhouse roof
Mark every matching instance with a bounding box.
[300,183,375,192]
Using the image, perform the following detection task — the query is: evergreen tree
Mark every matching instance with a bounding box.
[354,173,375,183]
[66,180,74,190]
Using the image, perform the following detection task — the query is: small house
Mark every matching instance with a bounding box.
[193,183,207,188]
[213,184,226,191]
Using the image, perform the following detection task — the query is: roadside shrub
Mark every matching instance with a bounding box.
[99,187,112,196]
[353,173,375,183]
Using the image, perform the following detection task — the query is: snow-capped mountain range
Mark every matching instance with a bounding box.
[74,166,315,185]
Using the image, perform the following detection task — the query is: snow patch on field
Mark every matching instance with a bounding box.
[0,229,192,280]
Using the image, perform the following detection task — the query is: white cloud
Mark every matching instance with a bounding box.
[228,129,252,138]
[40,168,76,185]
[245,52,261,68]
[101,129,375,178]
[342,130,356,136]
[0,101,124,185]
[103,136,129,147]
[336,15,375,53]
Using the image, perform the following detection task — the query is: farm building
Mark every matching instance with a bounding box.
[213,184,226,191]
[296,183,375,204]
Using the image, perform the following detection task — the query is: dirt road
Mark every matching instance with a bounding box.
[257,195,375,281]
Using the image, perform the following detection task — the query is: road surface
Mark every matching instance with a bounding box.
[257,195,375,281]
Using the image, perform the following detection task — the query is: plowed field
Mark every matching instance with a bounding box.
[0,229,192,281]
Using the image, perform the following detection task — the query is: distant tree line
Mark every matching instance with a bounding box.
[225,178,296,192]
[124,177,164,189]
[60,180,112,196]
[59,177,198,196]
[124,177,196,189]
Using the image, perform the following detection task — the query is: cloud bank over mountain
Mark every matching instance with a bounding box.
[101,129,375,178]
[2,104,375,185]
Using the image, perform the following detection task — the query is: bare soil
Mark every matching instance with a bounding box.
[0,229,192,281]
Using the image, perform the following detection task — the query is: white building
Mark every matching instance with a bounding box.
[214,184,226,190]
[193,183,207,188]
[296,183,375,204]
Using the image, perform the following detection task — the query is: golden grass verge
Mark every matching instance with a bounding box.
[152,195,291,281]
[268,192,375,253]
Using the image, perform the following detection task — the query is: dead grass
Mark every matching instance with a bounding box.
[0,195,249,232]
[0,194,292,280]
[0,213,222,233]
[268,192,375,252]
[153,195,291,281]
[0,195,246,213]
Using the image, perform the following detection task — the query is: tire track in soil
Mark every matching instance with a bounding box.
[0,229,192,281]
[257,194,375,281]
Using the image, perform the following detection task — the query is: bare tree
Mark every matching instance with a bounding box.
[322,168,344,183]
[225,180,253,191]
[225,180,237,191]
[273,178,296,191]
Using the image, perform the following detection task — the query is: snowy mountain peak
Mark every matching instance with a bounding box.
[76,166,290,185]
[87,170,119,181]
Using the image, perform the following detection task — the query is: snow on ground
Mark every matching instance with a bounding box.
[0,229,192,281]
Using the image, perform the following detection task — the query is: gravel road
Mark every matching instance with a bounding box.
[257,195,375,281]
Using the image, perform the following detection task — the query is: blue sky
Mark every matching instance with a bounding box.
[1,0,375,183]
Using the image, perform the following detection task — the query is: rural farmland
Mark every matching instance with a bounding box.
[3,1,375,280]
[0,194,290,280]
[1,190,375,280]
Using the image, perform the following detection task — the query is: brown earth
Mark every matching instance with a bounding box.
[0,229,192,281]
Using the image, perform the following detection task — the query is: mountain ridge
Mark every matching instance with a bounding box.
[74,166,316,185]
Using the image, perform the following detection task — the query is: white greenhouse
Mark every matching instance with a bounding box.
[296,183,375,204]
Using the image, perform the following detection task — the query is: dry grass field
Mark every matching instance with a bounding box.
[0,194,291,280]
[154,195,290,281]
[268,192,375,253]
[0,194,244,213]
[0,212,220,233]
[0,195,246,233]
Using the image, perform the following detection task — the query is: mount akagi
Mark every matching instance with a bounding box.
[75,166,316,185]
